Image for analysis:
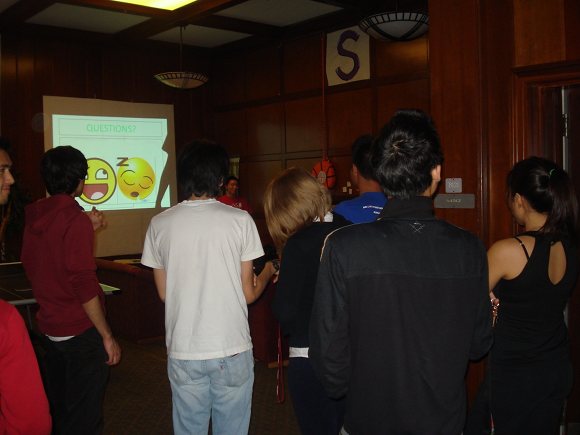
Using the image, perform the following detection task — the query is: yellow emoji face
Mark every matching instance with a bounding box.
[117,157,156,200]
[81,158,116,205]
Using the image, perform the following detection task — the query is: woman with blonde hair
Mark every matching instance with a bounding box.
[264,167,347,435]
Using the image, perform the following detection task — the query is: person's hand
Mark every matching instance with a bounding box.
[270,259,280,284]
[253,261,278,288]
[88,206,107,231]
[490,292,500,326]
[103,335,121,366]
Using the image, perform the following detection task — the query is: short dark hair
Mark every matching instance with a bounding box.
[0,137,11,153]
[508,156,579,243]
[225,175,239,184]
[41,146,88,195]
[372,110,443,198]
[351,134,376,180]
[178,140,229,199]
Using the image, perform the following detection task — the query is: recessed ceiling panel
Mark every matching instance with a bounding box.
[150,25,250,48]
[26,3,149,34]
[216,0,342,27]
[0,0,18,14]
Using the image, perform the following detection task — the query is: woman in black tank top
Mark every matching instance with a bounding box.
[465,157,579,435]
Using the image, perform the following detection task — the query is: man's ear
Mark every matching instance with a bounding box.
[350,164,360,187]
[431,165,441,183]
[73,179,85,197]
[351,164,358,177]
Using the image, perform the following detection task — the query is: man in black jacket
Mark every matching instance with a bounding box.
[309,110,493,435]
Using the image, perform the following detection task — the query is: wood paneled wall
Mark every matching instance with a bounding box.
[514,0,580,67]
[429,0,488,403]
[481,0,516,247]
[0,30,210,202]
[429,0,484,237]
[429,0,580,249]
[209,33,429,238]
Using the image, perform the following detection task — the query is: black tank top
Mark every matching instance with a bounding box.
[492,232,579,364]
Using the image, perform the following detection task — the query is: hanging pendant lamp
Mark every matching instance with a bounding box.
[359,1,428,42]
[154,25,208,89]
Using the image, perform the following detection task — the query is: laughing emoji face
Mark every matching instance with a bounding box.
[81,158,116,205]
[117,157,156,201]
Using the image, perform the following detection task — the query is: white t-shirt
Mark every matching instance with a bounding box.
[141,199,264,360]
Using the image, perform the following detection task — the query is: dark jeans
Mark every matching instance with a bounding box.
[40,327,109,435]
[288,357,345,435]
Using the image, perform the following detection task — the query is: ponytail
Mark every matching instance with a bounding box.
[507,157,579,243]
[544,166,579,243]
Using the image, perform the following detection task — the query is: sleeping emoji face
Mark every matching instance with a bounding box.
[80,158,116,205]
[117,157,156,200]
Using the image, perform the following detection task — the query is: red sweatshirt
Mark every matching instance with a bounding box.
[0,301,51,434]
[21,194,104,336]
[216,194,252,213]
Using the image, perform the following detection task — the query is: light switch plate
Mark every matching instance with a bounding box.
[445,178,462,193]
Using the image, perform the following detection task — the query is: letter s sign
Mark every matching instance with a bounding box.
[326,26,370,86]
[336,29,360,81]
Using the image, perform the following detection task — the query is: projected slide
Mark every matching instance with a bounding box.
[52,114,170,211]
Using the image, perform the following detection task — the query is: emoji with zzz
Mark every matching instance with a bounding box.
[80,158,116,205]
[117,157,156,200]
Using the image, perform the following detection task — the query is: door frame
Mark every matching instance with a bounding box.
[514,60,580,425]
[514,60,580,161]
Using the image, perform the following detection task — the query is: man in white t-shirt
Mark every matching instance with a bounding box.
[141,140,276,435]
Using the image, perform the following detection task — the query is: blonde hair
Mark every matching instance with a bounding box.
[264,167,331,252]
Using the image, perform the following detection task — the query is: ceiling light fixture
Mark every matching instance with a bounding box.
[154,25,208,90]
[111,0,197,11]
[358,2,428,42]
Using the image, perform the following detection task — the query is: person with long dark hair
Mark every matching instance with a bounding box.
[466,156,579,435]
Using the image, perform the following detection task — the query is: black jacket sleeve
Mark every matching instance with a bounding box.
[308,236,350,398]
[469,241,494,360]
[271,237,307,333]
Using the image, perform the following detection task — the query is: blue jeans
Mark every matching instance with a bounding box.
[168,349,254,435]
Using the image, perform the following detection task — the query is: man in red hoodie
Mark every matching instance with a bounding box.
[21,145,121,434]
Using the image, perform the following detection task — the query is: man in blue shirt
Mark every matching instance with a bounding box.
[333,135,386,223]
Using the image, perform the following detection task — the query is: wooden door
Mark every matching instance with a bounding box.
[564,85,580,424]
